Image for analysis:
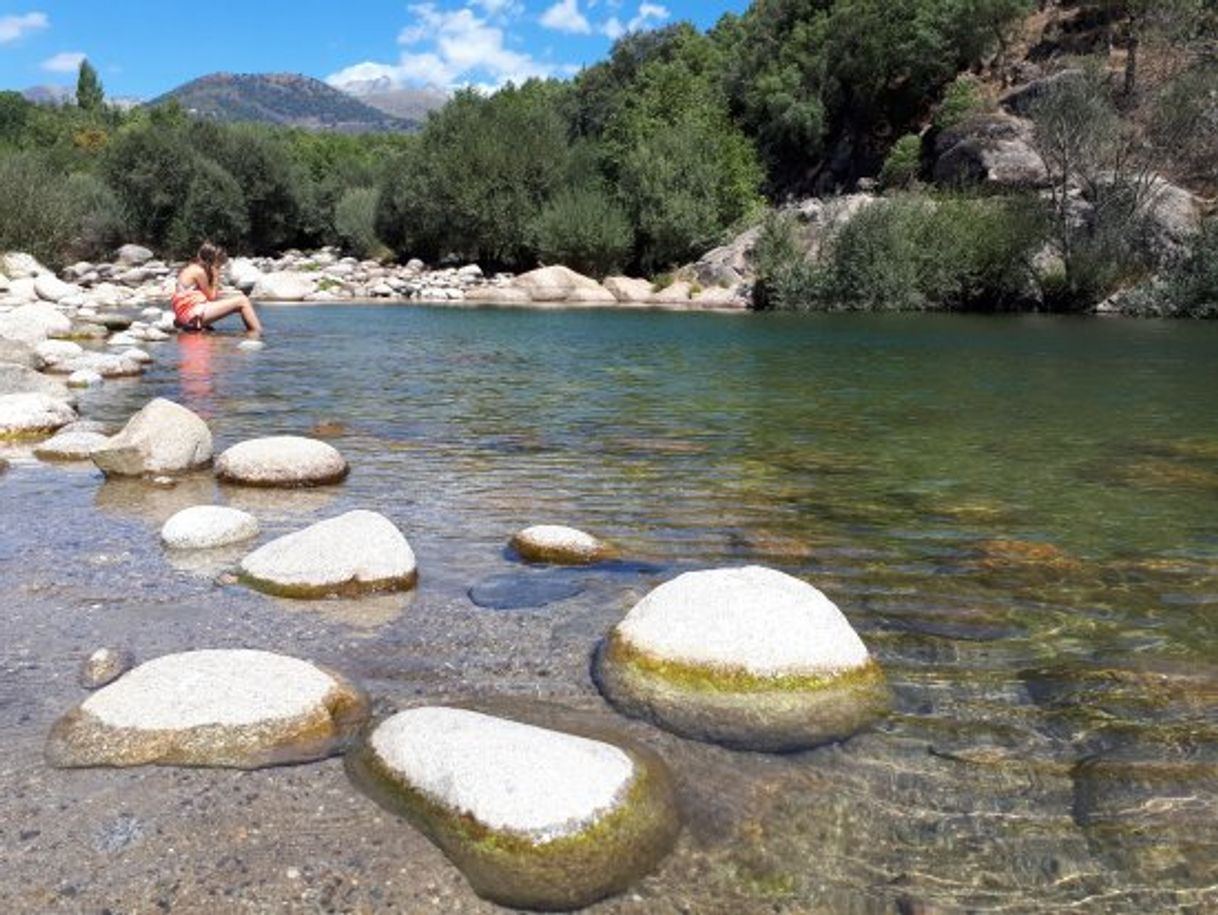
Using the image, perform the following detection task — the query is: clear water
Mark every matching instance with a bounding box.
[3,305,1217,913]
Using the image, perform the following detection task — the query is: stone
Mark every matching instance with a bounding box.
[457,264,484,279]
[47,649,370,769]
[35,339,83,366]
[0,302,72,344]
[0,363,70,398]
[34,429,109,462]
[603,276,655,305]
[474,286,531,305]
[34,274,78,304]
[469,571,586,611]
[216,436,349,488]
[240,510,416,598]
[513,266,618,304]
[227,258,264,293]
[92,398,213,478]
[161,505,260,550]
[107,331,139,347]
[115,244,154,267]
[5,276,38,304]
[594,566,890,752]
[237,339,265,352]
[347,707,680,910]
[120,347,153,364]
[67,369,103,389]
[999,69,1085,117]
[0,338,39,368]
[932,114,1048,190]
[79,648,134,689]
[47,351,143,379]
[1,252,49,279]
[251,272,318,302]
[0,393,76,439]
[650,282,693,306]
[510,525,616,566]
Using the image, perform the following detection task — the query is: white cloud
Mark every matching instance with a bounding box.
[329,2,557,92]
[0,11,48,44]
[540,0,590,35]
[628,2,668,30]
[601,17,624,40]
[41,51,86,73]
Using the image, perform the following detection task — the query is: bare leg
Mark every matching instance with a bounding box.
[199,294,262,336]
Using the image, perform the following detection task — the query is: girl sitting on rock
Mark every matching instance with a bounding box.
[172,242,262,336]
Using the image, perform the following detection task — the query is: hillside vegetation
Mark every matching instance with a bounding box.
[2,0,1216,315]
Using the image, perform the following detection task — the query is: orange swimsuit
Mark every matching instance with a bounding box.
[172,279,216,328]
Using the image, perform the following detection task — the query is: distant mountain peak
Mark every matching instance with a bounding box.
[151,72,419,134]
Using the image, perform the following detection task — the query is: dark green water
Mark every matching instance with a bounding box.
[3,306,1216,913]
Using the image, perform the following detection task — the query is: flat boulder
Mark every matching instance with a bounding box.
[46,351,144,379]
[251,272,318,302]
[240,510,417,598]
[34,339,83,366]
[0,302,72,344]
[0,363,70,398]
[216,436,349,488]
[34,429,109,462]
[0,393,76,439]
[46,649,369,769]
[92,398,213,477]
[513,266,617,304]
[510,525,616,565]
[594,566,890,751]
[161,505,260,550]
[0,339,38,368]
[348,707,680,910]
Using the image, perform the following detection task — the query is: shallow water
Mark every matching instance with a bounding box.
[3,306,1217,913]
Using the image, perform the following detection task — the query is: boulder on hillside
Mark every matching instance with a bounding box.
[251,272,317,302]
[115,244,154,267]
[999,68,1085,117]
[512,266,617,304]
[692,229,760,287]
[92,398,213,477]
[933,114,1048,190]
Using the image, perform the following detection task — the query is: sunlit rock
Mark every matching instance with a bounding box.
[348,707,680,910]
[47,649,369,769]
[161,505,260,550]
[34,428,109,462]
[92,398,213,477]
[0,392,76,439]
[216,436,349,488]
[78,647,134,689]
[510,525,616,566]
[595,566,890,752]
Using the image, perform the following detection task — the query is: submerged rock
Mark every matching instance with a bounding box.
[348,707,680,911]
[469,570,586,610]
[0,393,76,439]
[216,436,349,488]
[510,525,616,566]
[34,429,109,462]
[240,510,417,598]
[92,398,213,478]
[47,649,369,769]
[161,505,260,550]
[595,566,890,752]
[78,648,134,689]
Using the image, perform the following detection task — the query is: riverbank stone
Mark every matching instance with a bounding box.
[34,428,109,462]
[47,649,370,769]
[348,707,680,911]
[216,436,349,488]
[594,566,890,752]
[0,393,76,439]
[79,648,134,689]
[161,505,260,550]
[510,525,617,565]
[0,363,70,398]
[240,510,417,598]
[92,398,213,477]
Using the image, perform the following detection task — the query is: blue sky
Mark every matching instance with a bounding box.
[0,1,748,99]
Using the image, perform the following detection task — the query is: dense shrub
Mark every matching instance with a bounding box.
[166,157,249,257]
[879,134,923,189]
[934,75,984,130]
[531,185,633,277]
[333,186,386,259]
[1142,221,1218,317]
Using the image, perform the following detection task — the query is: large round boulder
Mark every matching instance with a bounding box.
[34,274,78,304]
[348,707,680,911]
[0,393,76,439]
[594,566,890,752]
[512,266,617,304]
[161,505,261,550]
[510,525,616,566]
[46,649,369,769]
[239,510,417,598]
[251,272,318,302]
[92,398,213,478]
[115,244,154,267]
[216,436,349,488]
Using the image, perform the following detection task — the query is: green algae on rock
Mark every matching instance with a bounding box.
[239,510,417,598]
[0,392,76,440]
[594,566,890,752]
[510,524,618,565]
[46,649,369,769]
[347,706,681,911]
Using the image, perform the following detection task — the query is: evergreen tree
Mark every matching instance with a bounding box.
[76,59,104,111]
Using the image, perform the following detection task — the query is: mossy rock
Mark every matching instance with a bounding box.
[510,525,618,566]
[46,649,370,769]
[347,707,681,911]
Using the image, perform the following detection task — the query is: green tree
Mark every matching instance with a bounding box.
[334,186,386,259]
[76,59,104,111]
[530,185,633,277]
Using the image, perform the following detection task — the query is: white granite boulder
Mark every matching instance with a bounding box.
[67,369,103,389]
[0,393,76,439]
[251,272,317,302]
[348,707,680,910]
[1,252,49,279]
[34,339,83,366]
[602,276,655,305]
[0,338,39,368]
[240,510,417,598]
[115,244,154,267]
[161,505,260,550]
[78,647,134,690]
[227,258,264,293]
[0,363,70,398]
[595,566,890,751]
[34,428,109,462]
[46,351,144,379]
[512,266,617,304]
[92,398,213,477]
[0,302,72,344]
[46,649,369,769]
[510,525,616,566]
[34,274,78,304]
[216,436,349,488]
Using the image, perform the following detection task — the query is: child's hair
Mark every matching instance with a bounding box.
[195,241,227,286]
